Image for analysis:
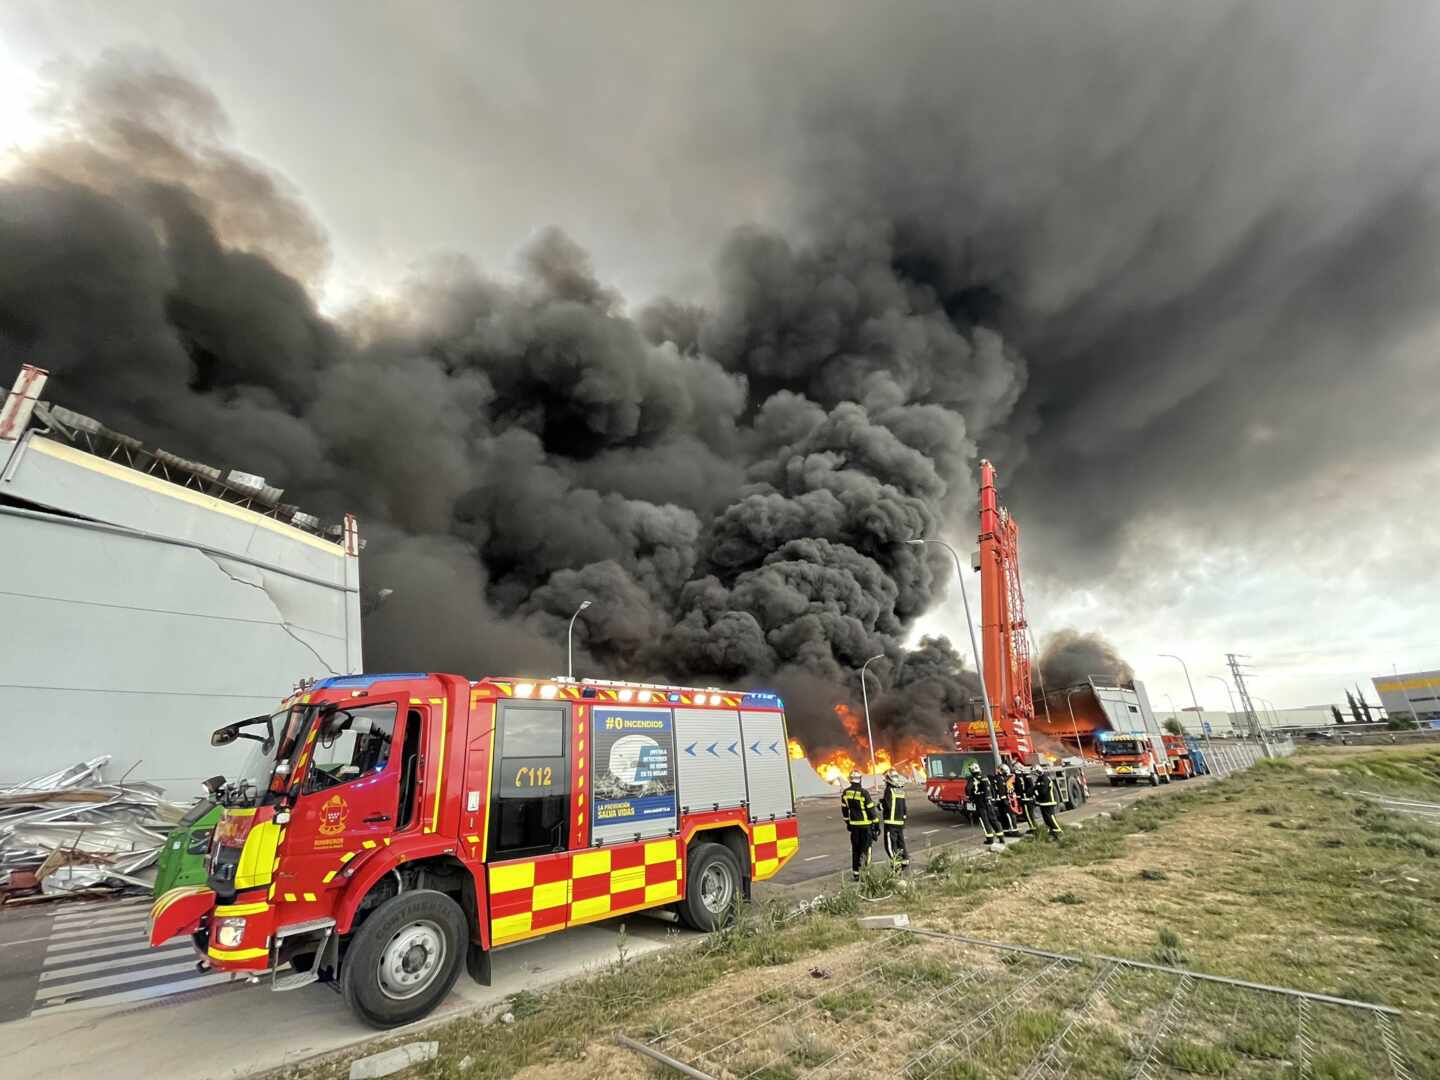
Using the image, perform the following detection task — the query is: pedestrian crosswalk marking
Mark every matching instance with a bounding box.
[9,902,238,1020]
[39,942,191,981]
[40,972,235,1016]
[37,959,202,1000]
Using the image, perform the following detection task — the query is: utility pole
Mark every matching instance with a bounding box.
[1226,653,1271,757]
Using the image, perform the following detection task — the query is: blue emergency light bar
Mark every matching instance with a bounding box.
[313,673,428,690]
[741,691,784,709]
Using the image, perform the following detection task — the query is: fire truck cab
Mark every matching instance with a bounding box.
[148,673,799,1027]
[1096,730,1170,786]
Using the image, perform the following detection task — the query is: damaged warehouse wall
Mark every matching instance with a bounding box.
[0,380,362,795]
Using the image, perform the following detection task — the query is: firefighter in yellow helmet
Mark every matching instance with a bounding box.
[880,770,910,870]
[840,769,877,881]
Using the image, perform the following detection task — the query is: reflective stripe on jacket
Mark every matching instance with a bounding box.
[881,787,907,826]
[841,785,875,827]
[1036,772,1059,806]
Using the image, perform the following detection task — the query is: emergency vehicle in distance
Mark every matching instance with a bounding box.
[1095,729,1171,785]
[148,673,799,1027]
[923,460,1088,815]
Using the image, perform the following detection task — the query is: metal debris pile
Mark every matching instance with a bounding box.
[0,756,190,897]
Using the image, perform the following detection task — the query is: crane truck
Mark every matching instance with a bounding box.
[924,461,1088,816]
[148,673,798,1027]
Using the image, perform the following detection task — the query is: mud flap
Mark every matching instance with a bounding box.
[467,942,492,987]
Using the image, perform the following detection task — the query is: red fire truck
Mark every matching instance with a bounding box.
[924,460,1087,816]
[1163,734,1196,779]
[148,673,798,1027]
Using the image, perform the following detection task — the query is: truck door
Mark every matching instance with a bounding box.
[282,701,407,904]
[486,700,573,945]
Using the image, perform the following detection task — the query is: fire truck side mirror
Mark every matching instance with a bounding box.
[211,725,239,747]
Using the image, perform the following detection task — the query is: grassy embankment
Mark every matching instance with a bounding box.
[292,746,1440,1080]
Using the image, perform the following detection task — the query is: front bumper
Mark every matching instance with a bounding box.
[149,885,274,971]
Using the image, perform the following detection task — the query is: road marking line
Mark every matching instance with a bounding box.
[39,972,236,1015]
[50,914,149,936]
[37,959,202,1000]
[802,854,829,862]
[45,927,149,952]
[52,905,149,927]
[922,829,940,835]
[949,824,964,829]
[46,931,155,957]
[0,935,55,949]
[40,943,192,981]
[49,920,149,942]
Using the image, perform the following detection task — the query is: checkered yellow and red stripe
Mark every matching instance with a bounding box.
[749,817,800,881]
[488,837,683,946]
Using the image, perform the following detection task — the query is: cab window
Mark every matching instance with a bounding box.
[304,704,398,792]
[490,702,570,860]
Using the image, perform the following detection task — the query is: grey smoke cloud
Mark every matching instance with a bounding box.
[6,0,1437,741]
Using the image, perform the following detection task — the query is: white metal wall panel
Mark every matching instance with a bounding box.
[673,708,746,813]
[739,711,794,822]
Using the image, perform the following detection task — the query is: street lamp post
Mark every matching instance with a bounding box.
[860,653,885,789]
[1159,653,1223,777]
[907,538,1003,771]
[567,600,593,681]
[1064,687,1087,763]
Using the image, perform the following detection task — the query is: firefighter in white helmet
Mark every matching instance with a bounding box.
[880,770,910,870]
[840,769,877,881]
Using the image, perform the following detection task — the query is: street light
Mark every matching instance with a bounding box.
[860,653,885,789]
[907,538,1003,771]
[567,600,592,681]
[1064,687,1088,763]
[1159,653,1222,777]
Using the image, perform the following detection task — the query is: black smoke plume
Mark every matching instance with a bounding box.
[0,52,1006,750]
[1036,630,1136,692]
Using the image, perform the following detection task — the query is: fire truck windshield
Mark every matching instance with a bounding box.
[226,705,311,806]
[1097,737,1144,757]
[925,753,973,779]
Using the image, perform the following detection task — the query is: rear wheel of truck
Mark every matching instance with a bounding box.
[1065,776,1083,810]
[341,889,466,1029]
[680,843,743,932]
[1149,772,1160,787]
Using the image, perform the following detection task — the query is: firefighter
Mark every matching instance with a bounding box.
[841,769,876,880]
[880,770,909,870]
[965,762,1002,847]
[1017,764,1040,835]
[1034,765,1064,839]
[995,763,1022,838]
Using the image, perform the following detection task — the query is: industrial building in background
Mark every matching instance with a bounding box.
[0,364,363,795]
[1373,670,1440,727]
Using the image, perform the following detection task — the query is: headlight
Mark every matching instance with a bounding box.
[1104,767,1115,775]
[216,917,247,948]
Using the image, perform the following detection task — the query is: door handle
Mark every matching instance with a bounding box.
[363,814,391,823]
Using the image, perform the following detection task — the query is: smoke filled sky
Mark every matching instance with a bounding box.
[3,1,1438,722]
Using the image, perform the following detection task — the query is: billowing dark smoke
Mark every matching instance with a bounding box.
[0,53,1000,748]
[1035,630,1135,692]
[7,4,1434,751]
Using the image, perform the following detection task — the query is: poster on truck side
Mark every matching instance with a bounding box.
[591,707,678,843]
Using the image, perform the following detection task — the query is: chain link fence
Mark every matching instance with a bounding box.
[622,926,1417,1079]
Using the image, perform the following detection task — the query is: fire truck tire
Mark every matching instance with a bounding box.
[680,843,743,933]
[1065,777,1082,810]
[1149,772,1160,787]
[341,889,467,1029]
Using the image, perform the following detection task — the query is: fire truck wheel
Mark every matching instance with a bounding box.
[341,889,466,1029]
[680,843,743,932]
[1149,772,1160,787]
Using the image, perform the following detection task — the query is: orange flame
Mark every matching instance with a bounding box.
[787,704,947,785]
